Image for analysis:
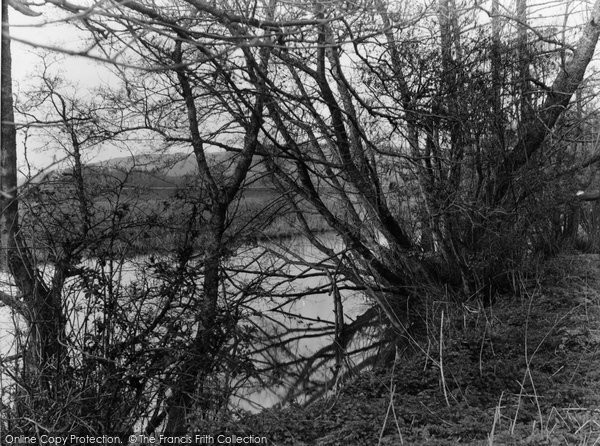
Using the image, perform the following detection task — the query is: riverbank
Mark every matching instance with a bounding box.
[211,253,600,445]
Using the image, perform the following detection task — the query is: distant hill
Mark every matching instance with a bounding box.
[27,151,276,192]
[19,151,331,251]
[91,152,197,176]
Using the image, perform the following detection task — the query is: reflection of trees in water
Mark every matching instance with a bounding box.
[0,232,379,427]
[239,235,393,409]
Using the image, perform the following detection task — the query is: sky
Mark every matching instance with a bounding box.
[7,4,127,177]
[10,13,106,89]
[4,0,599,177]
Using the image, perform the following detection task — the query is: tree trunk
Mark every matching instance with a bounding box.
[493,0,600,204]
[164,208,225,434]
[516,0,532,121]
[1,0,67,398]
[1,0,18,274]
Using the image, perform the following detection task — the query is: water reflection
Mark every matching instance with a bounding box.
[0,233,372,413]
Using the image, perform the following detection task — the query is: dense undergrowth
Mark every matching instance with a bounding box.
[207,253,600,445]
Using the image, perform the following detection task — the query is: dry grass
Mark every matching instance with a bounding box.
[215,253,600,445]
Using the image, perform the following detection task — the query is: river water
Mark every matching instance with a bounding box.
[230,234,371,409]
[0,233,371,412]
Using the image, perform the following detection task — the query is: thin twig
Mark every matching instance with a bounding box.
[489,391,504,446]
[378,347,403,445]
[439,310,450,407]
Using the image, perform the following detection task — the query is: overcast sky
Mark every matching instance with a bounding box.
[5,0,599,177]
[8,6,127,176]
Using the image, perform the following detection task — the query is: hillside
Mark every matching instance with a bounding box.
[20,152,332,253]
[210,254,600,445]
[28,151,276,191]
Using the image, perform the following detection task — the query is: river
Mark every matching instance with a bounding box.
[0,233,371,413]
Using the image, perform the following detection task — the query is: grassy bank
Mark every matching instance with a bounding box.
[204,253,600,445]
